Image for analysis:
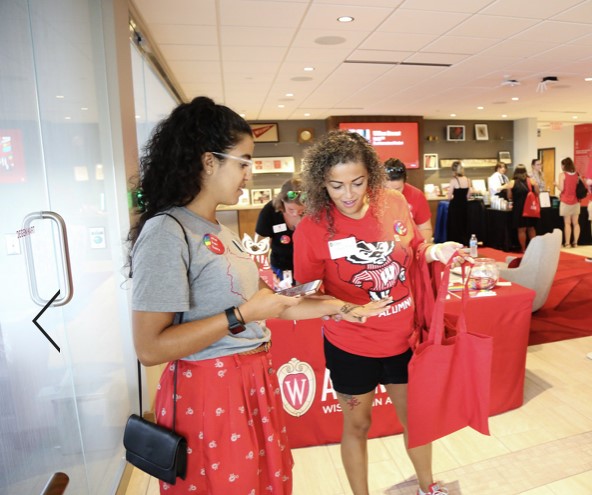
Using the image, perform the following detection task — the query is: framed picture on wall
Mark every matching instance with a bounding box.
[238,189,250,206]
[499,151,512,164]
[423,153,439,170]
[250,123,279,143]
[475,124,489,141]
[251,188,272,205]
[446,125,465,141]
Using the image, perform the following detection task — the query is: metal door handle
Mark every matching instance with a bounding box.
[22,211,74,307]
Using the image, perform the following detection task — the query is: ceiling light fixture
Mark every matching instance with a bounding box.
[537,76,558,93]
[585,77,592,82]
[501,79,520,87]
[304,67,315,72]
[477,106,484,110]
[337,16,354,23]
[511,97,519,101]
[450,113,456,117]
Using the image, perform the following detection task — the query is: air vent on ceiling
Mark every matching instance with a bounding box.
[344,60,451,67]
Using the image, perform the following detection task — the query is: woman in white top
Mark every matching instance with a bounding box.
[530,158,546,192]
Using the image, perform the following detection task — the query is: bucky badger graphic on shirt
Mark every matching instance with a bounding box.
[336,238,410,304]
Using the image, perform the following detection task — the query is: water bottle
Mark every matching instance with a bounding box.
[469,234,478,258]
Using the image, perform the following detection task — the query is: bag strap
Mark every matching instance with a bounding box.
[135,211,189,432]
[136,359,180,432]
[428,251,470,345]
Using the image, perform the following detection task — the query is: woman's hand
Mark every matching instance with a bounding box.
[427,241,465,265]
[334,297,393,324]
[240,288,302,323]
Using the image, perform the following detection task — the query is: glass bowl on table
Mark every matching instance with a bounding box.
[467,258,499,290]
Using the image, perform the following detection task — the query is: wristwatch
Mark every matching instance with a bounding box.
[225,307,245,334]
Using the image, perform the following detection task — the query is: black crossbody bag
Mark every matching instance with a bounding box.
[123,213,189,484]
[123,360,187,484]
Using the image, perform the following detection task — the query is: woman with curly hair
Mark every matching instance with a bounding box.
[128,98,390,495]
[293,130,462,495]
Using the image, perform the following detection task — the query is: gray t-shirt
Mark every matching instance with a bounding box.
[131,207,270,360]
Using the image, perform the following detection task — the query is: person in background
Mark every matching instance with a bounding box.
[530,158,546,191]
[446,160,472,245]
[128,97,390,495]
[255,176,305,287]
[555,157,581,248]
[293,130,464,495]
[488,162,510,198]
[585,176,592,262]
[507,164,539,252]
[384,158,433,241]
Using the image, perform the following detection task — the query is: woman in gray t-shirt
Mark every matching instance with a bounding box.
[128,97,390,495]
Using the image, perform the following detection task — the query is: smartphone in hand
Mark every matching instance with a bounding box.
[276,280,322,297]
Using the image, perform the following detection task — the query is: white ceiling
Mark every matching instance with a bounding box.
[132,0,592,127]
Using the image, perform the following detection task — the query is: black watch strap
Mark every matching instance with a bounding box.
[225,306,245,334]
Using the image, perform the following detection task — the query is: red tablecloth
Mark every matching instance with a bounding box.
[268,280,535,448]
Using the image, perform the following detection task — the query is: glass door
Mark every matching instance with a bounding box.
[0,0,135,493]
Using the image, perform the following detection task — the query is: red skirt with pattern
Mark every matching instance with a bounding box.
[154,350,294,494]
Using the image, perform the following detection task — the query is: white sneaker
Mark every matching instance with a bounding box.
[418,482,449,495]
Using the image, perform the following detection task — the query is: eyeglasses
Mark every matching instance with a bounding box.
[286,190,306,201]
[211,152,254,167]
[385,165,405,175]
[385,165,406,180]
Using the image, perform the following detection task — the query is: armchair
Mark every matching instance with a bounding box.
[497,229,562,312]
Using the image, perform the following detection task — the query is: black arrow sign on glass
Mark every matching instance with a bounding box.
[33,290,61,352]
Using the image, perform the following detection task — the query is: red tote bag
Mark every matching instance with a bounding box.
[407,258,493,449]
[522,180,540,218]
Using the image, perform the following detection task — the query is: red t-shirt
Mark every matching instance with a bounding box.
[402,183,431,225]
[293,190,425,358]
[560,172,579,205]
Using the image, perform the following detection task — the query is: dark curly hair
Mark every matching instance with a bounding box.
[128,96,252,247]
[301,130,386,235]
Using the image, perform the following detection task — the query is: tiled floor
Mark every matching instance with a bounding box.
[125,330,592,495]
[124,242,592,495]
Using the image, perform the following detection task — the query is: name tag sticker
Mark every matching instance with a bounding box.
[328,237,357,260]
[273,223,287,233]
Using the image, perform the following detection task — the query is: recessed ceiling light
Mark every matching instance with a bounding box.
[56,95,64,99]
[450,113,456,117]
[477,106,484,110]
[285,93,294,97]
[573,116,579,119]
[585,77,592,82]
[304,67,315,72]
[337,16,354,23]
[511,97,519,101]
[501,114,508,118]
[81,107,88,111]
[278,104,285,108]
[64,116,71,120]
[304,113,311,117]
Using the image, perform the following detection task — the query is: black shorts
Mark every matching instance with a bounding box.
[323,336,412,396]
